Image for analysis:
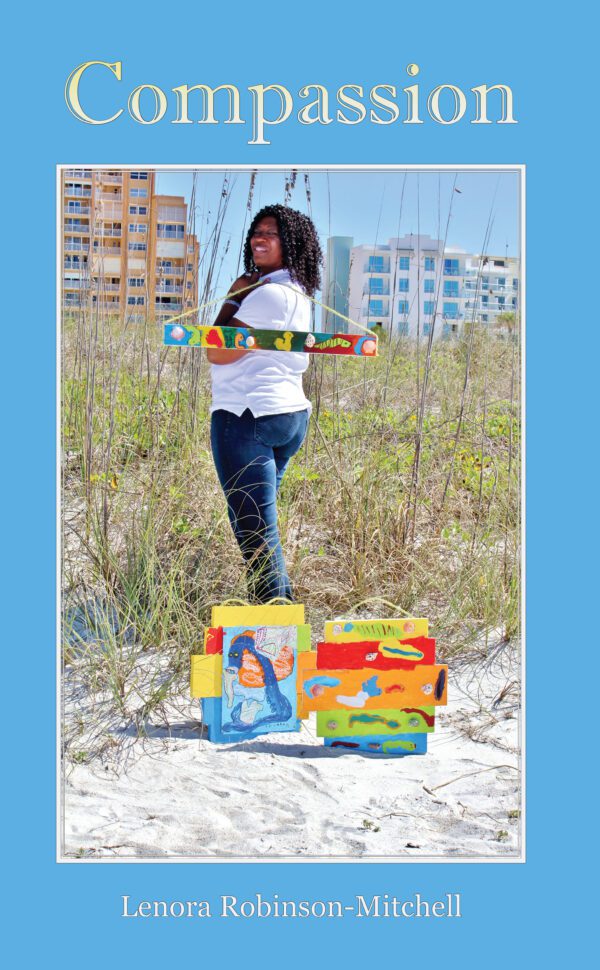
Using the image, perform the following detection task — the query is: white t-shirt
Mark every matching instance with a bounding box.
[210,268,312,418]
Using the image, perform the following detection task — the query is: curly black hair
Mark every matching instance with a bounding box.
[243,204,323,296]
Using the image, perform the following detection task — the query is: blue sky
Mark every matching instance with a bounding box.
[156,168,520,294]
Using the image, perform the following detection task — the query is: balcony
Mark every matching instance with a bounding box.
[156,264,183,275]
[99,174,122,184]
[64,185,92,198]
[63,279,87,289]
[64,241,89,251]
[155,302,182,313]
[64,261,88,271]
[93,245,122,255]
[64,222,90,234]
[64,205,90,216]
[156,283,183,294]
[99,192,123,202]
[157,229,185,240]
[64,170,92,181]
[364,260,390,274]
[94,227,122,238]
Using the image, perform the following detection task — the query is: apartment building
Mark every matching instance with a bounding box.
[333,234,519,339]
[62,170,199,320]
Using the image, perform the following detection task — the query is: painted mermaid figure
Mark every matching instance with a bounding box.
[222,630,294,733]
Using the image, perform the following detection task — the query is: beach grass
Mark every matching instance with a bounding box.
[61,306,520,760]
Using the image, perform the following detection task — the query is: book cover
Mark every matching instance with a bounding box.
[2,2,594,966]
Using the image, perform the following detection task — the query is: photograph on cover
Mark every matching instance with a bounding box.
[59,165,523,861]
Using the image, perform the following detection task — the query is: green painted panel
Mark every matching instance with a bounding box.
[316,707,435,736]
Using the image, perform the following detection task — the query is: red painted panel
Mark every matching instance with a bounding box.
[205,627,223,655]
[316,636,436,670]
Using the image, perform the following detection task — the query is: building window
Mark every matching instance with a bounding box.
[443,302,459,318]
[128,242,147,252]
[368,277,384,294]
[513,278,518,289]
[512,297,517,307]
[398,300,409,314]
[482,276,489,288]
[129,205,148,215]
[397,321,409,336]
[424,279,434,293]
[425,256,435,271]
[443,280,459,297]
[128,223,147,233]
[130,171,148,180]
[482,295,489,306]
[399,256,410,270]
[130,188,148,198]
[423,323,431,335]
[444,258,460,276]
[368,299,384,315]
[498,296,506,307]
[482,314,488,322]
[157,223,185,239]
[368,256,385,273]
[128,277,145,287]
[424,301,434,316]
[398,278,409,293]
[127,296,145,305]
[498,277,506,287]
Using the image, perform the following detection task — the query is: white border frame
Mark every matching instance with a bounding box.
[57,163,525,864]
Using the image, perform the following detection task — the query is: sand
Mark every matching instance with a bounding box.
[62,638,522,861]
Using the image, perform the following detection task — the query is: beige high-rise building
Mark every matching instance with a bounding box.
[62,169,199,320]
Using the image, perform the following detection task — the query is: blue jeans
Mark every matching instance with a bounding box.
[210,408,310,603]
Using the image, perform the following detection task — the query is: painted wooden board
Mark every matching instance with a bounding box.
[323,618,428,643]
[301,665,447,711]
[325,734,428,756]
[204,627,223,655]
[164,323,378,358]
[204,623,311,654]
[201,698,301,744]
[190,654,222,698]
[296,651,317,719]
[212,604,304,627]
[316,707,435,737]
[316,636,436,670]
[220,626,298,737]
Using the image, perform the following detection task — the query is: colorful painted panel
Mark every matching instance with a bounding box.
[316,707,435,737]
[296,651,317,719]
[323,618,428,644]
[204,627,223,654]
[325,734,428,756]
[220,626,298,737]
[211,604,304,627]
[316,636,436,670]
[301,665,447,711]
[190,654,222,698]
[164,324,378,358]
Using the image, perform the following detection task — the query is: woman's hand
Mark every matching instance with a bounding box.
[228,271,260,301]
[212,273,261,329]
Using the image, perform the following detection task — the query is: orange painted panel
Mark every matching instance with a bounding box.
[300,665,447,711]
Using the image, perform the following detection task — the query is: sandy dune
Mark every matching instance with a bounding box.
[62,640,522,860]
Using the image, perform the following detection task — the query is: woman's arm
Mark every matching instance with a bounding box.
[207,274,259,365]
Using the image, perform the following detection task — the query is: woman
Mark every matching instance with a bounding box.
[207,204,322,603]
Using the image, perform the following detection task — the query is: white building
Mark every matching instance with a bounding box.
[334,234,519,339]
